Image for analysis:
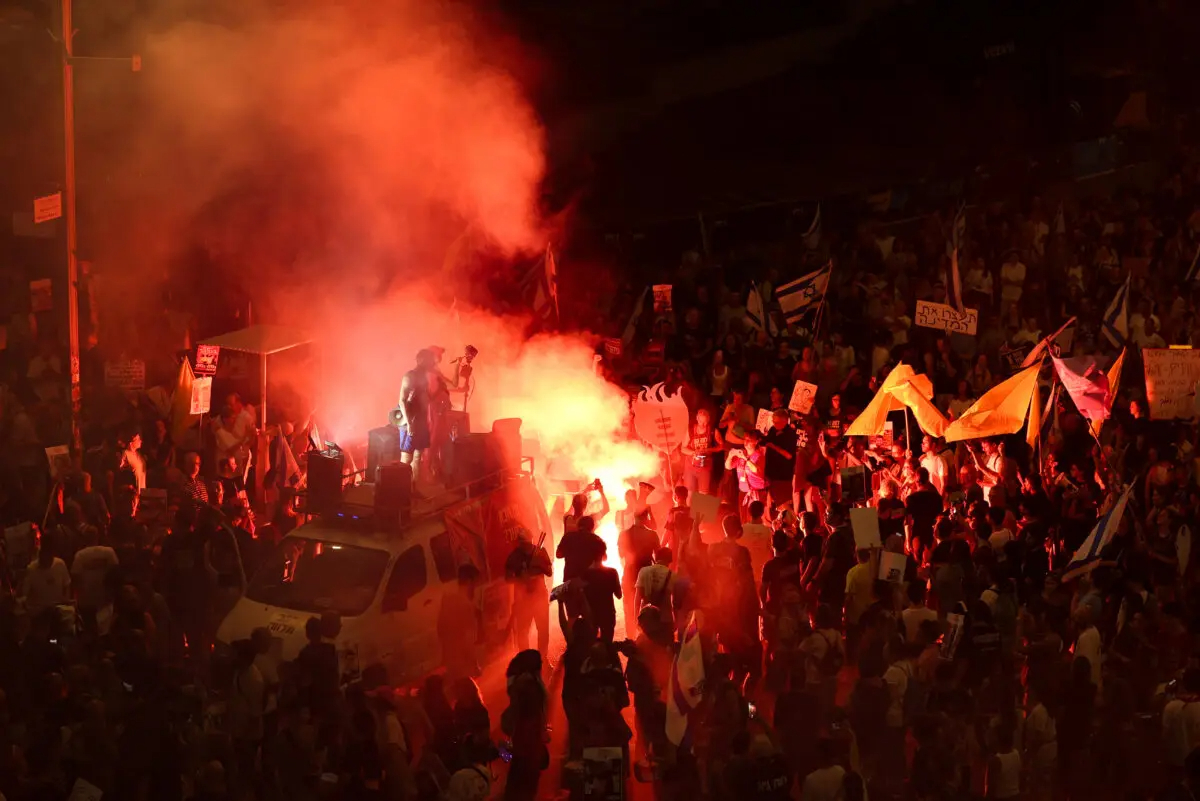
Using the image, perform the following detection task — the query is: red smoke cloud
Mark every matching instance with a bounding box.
[85,0,657,530]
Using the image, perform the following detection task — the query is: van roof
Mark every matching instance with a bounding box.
[282,513,445,554]
[283,468,539,554]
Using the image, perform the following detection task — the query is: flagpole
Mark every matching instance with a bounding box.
[810,260,833,343]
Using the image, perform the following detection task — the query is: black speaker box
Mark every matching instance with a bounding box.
[367,425,402,480]
[444,433,499,490]
[375,461,413,528]
[307,450,345,515]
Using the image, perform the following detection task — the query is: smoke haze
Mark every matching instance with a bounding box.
[88,0,656,495]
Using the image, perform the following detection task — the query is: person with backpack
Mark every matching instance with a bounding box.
[798,604,844,725]
[634,547,677,631]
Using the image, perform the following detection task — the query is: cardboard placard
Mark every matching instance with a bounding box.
[878,550,906,582]
[104,359,146,391]
[940,612,966,660]
[849,506,881,549]
[999,342,1033,374]
[789,380,818,415]
[878,421,894,450]
[33,192,63,224]
[1143,348,1200,420]
[136,488,168,523]
[841,465,869,503]
[195,344,221,377]
[29,279,53,313]
[190,376,213,415]
[582,746,625,801]
[652,284,673,313]
[914,299,978,336]
[755,408,773,434]
[45,445,71,480]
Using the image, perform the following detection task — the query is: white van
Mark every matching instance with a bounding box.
[215,466,550,685]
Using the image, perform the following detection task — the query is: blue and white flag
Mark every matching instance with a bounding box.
[1101,275,1130,348]
[519,248,558,325]
[665,612,705,747]
[621,286,649,346]
[1185,242,1200,284]
[944,201,967,312]
[1063,484,1133,580]
[803,204,821,250]
[776,263,831,326]
[745,282,778,337]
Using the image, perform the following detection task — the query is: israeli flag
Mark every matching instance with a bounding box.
[745,282,778,337]
[665,612,705,747]
[776,263,831,325]
[1185,242,1200,284]
[1101,275,1129,348]
[1063,485,1133,580]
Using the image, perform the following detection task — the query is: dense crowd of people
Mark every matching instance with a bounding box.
[4,125,1200,801]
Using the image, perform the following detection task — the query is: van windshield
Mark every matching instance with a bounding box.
[245,537,389,617]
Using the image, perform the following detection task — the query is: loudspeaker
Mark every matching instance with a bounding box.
[375,462,413,529]
[490,418,522,472]
[444,433,497,490]
[367,426,402,479]
[308,450,345,515]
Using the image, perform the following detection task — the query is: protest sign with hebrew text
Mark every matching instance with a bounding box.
[1143,348,1200,420]
[915,300,978,336]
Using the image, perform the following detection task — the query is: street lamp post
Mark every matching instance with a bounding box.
[60,0,82,456]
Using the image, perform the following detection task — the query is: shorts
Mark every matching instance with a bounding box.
[398,424,431,453]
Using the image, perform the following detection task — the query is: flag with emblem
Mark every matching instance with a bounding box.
[745,282,777,337]
[776,262,831,327]
[1064,485,1133,580]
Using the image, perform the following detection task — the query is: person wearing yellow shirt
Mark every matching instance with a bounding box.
[844,549,875,638]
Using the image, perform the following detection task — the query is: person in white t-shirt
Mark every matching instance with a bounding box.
[1000,252,1027,306]
[21,547,72,619]
[801,738,847,801]
[919,436,951,496]
[740,500,774,582]
[1073,605,1103,694]
[71,530,119,614]
[1163,669,1200,772]
[901,582,938,643]
[1136,317,1167,349]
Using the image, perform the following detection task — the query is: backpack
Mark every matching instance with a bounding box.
[818,630,845,676]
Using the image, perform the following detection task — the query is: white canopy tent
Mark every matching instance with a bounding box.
[199,324,315,430]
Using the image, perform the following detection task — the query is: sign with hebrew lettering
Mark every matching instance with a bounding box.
[1143,348,1200,420]
[632,382,689,453]
[915,300,978,336]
